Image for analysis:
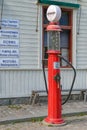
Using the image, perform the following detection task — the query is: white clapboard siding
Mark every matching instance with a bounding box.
[0,70,46,98]
[0,69,87,98]
[76,1,87,68]
[61,69,87,90]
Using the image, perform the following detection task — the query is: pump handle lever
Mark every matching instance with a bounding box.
[54,73,61,82]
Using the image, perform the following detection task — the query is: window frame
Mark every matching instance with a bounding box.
[42,6,74,68]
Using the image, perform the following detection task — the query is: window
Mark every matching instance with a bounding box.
[42,7,73,67]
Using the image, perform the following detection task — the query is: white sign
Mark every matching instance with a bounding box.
[0,58,19,67]
[2,19,19,28]
[0,49,19,57]
[0,39,19,47]
[54,62,60,69]
[0,30,19,38]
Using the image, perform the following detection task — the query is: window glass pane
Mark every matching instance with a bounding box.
[60,30,69,48]
[59,12,69,25]
[43,9,49,24]
[44,31,47,47]
[61,48,69,66]
[44,47,48,59]
[44,30,48,59]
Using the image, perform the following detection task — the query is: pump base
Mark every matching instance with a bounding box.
[43,117,66,126]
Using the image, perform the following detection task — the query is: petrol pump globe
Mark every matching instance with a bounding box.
[46,5,61,22]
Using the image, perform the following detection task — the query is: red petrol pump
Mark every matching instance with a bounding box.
[43,5,65,125]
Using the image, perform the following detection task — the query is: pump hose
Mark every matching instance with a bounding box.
[42,55,76,105]
[59,55,76,105]
[42,60,48,94]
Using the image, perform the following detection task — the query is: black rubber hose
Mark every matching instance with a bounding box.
[59,55,76,105]
[42,60,48,94]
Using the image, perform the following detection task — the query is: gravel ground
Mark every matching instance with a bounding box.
[0,115,87,130]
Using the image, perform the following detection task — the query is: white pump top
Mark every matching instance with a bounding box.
[46,5,61,22]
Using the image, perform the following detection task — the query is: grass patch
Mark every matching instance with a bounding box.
[30,117,44,122]
[8,105,22,110]
[63,111,87,118]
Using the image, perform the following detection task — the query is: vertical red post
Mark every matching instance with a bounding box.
[44,50,65,125]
